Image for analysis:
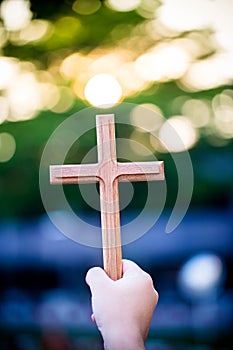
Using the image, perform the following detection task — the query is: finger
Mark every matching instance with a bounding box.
[91,314,96,323]
[122,259,145,276]
[155,289,159,302]
[122,260,156,290]
[85,266,111,293]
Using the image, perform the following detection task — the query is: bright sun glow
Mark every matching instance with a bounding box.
[84,74,122,108]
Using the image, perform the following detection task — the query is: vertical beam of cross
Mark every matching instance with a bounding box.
[96,115,122,281]
[50,114,164,280]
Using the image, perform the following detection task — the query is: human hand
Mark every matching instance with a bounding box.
[86,259,158,350]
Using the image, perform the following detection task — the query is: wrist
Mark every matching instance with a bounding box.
[102,325,145,350]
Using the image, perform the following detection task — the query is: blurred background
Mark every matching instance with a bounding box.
[0,0,233,349]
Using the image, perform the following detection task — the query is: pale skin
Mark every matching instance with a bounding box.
[86,259,159,350]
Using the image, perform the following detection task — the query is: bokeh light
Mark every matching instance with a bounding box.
[0,96,9,123]
[181,99,211,128]
[72,0,101,15]
[0,132,16,162]
[116,62,147,96]
[130,103,163,132]
[0,57,19,89]
[17,19,52,44]
[158,0,212,31]
[214,105,233,139]
[0,0,32,31]
[84,74,122,107]
[135,43,189,82]
[39,82,60,111]
[159,116,198,152]
[0,2,233,347]
[136,0,161,19]
[51,87,75,114]
[107,0,141,12]
[0,0,231,127]
[129,134,152,158]
[178,253,225,301]
[7,72,41,121]
[212,89,233,110]
[180,55,233,91]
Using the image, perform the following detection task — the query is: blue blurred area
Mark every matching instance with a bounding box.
[0,208,233,349]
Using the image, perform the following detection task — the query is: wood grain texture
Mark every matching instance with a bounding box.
[50,114,164,280]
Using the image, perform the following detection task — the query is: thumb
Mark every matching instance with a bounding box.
[86,267,111,294]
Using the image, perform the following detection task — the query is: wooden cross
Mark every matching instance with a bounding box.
[50,114,164,280]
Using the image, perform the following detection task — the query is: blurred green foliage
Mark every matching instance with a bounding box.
[0,0,232,218]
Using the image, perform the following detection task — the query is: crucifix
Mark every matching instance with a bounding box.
[50,114,164,280]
